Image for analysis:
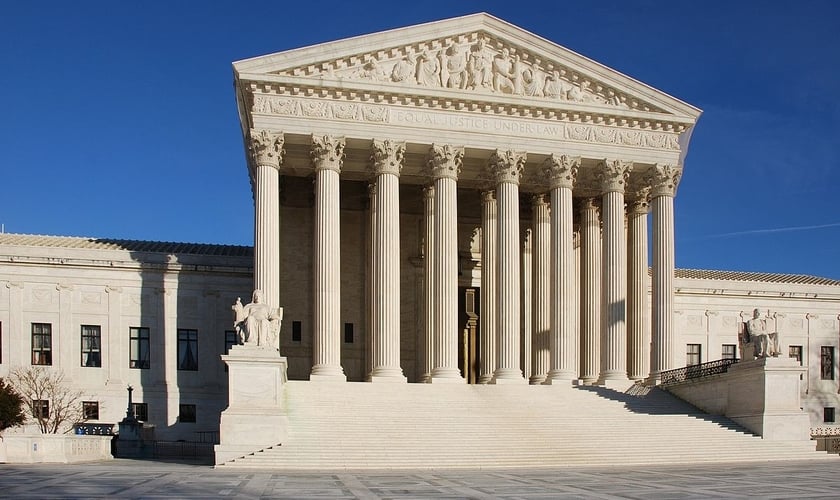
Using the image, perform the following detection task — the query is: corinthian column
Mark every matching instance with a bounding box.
[489,149,527,384]
[647,164,681,383]
[368,139,406,382]
[250,129,284,310]
[627,188,651,381]
[530,195,550,384]
[579,198,601,384]
[597,159,633,386]
[543,154,580,384]
[420,185,435,383]
[478,190,497,384]
[429,144,465,383]
[310,134,346,381]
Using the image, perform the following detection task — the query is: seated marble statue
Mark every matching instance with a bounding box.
[232,289,283,351]
[745,308,781,358]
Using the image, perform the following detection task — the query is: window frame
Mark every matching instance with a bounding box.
[81,325,102,368]
[721,344,736,360]
[686,343,702,366]
[821,346,835,380]
[33,399,49,419]
[31,323,52,366]
[177,328,198,371]
[129,327,150,369]
[132,402,148,422]
[82,401,100,420]
[179,404,196,423]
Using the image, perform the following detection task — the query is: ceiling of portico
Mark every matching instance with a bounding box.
[233,13,702,194]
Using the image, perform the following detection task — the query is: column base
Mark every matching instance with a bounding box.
[369,375,408,383]
[490,374,527,385]
[529,375,547,385]
[477,374,494,384]
[430,367,464,383]
[418,373,431,383]
[310,365,346,382]
[430,375,465,384]
[544,369,576,383]
[309,373,347,383]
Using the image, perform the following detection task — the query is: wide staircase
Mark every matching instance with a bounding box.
[218,381,831,469]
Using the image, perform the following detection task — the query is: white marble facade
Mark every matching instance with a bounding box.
[0,14,839,441]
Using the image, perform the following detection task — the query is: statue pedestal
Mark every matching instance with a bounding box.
[215,345,288,464]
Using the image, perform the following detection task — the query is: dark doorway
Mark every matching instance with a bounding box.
[458,287,481,384]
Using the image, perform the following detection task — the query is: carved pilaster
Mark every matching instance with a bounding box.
[542,154,580,190]
[488,149,527,185]
[647,164,682,198]
[250,129,285,168]
[427,144,463,180]
[311,134,345,173]
[597,159,633,193]
[371,139,405,177]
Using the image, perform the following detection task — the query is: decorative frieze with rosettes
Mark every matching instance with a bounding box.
[542,154,580,190]
[488,149,527,185]
[370,139,405,176]
[597,159,633,193]
[311,135,345,173]
[274,33,664,113]
[428,144,464,180]
[646,163,682,197]
[250,129,285,168]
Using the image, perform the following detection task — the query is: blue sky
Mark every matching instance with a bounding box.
[2,1,838,278]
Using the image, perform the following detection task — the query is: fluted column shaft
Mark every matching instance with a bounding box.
[369,139,406,382]
[311,135,346,381]
[579,198,601,384]
[648,165,681,382]
[627,193,650,381]
[598,160,633,384]
[429,144,464,382]
[490,149,527,383]
[420,185,435,383]
[530,196,550,384]
[479,190,497,384]
[544,154,579,383]
[521,229,533,379]
[250,129,284,310]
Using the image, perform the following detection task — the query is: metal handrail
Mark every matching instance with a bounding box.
[660,358,740,386]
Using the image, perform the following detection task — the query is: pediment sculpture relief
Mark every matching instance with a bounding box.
[278,35,660,112]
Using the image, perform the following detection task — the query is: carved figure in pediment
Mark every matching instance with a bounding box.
[544,71,570,100]
[522,65,547,97]
[357,59,387,81]
[416,50,441,87]
[441,43,468,89]
[492,48,516,94]
[467,39,492,90]
[391,54,416,83]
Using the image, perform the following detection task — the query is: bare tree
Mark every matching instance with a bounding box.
[10,367,86,434]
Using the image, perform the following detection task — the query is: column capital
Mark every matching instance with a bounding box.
[488,149,527,185]
[250,129,285,168]
[627,186,651,215]
[531,193,548,207]
[646,163,682,197]
[481,189,496,203]
[428,144,464,180]
[596,159,633,193]
[422,184,435,200]
[579,196,600,214]
[542,154,580,190]
[370,138,405,176]
[311,134,345,173]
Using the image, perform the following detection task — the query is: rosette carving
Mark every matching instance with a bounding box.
[488,149,527,185]
[370,139,405,176]
[646,163,682,197]
[542,154,580,190]
[250,129,285,168]
[427,144,464,180]
[596,159,633,193]
[311,134,345,173]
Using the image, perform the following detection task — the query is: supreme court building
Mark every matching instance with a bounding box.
[1,14,839,463]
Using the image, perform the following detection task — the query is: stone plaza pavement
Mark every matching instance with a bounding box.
[0,459,839,499]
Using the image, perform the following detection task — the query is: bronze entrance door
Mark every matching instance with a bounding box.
[458,287,481,384]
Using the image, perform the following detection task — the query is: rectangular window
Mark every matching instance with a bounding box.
[686,344,701,366]
[177,329,198,371]
[132,402,148,422]
[81,325,102,367]
[31,323,52,365]
[224,330,238,354]
[83,401,99,420]
[179,404,196,423]
[33,399,49,419]
[821,346,835,380]
[825,407,836,423]
[292,321,302,342]
[721,344,736,360]
[789,345,803,365]
[344,323,354,344]
[129,327,150,369]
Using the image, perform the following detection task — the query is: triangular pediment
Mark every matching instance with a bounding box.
[234,13,700,121]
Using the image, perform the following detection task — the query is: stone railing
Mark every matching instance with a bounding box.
[0,434,113,463]
[660,358,740,386]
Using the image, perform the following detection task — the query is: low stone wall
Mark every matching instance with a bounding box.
[0,434,113,463]
[665,357,811,442]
